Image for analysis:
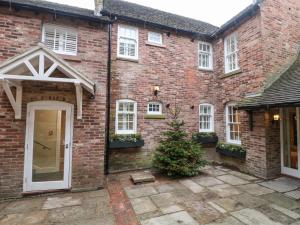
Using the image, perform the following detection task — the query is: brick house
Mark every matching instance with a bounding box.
[0,0,299,198]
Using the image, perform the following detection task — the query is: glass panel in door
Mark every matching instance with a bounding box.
[32,110,66,182]
[282,108,298,170]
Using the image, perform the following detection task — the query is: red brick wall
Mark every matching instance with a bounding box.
[0,7,108,198]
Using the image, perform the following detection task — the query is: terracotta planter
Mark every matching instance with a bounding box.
[216,147,246,159]
[109,140,145,149]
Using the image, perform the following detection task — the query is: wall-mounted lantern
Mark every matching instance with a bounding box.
[153,86,160,96]
[273,114,280,121]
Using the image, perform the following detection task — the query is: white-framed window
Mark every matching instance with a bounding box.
[198,42,213,70]
[224,33,239,73]
[199,104,214,132]
[117,25,138,60]
[147,102,162,115]
[42,24,78,56]
[226,103,241,145]
[148,32,163,45]
[115,100,137,134]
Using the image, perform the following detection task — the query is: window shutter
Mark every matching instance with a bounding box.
[44,27,55,50]
[65,32,77,55]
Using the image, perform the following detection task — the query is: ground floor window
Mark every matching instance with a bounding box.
[147,102,162,115]
[116,99,137,134]
[226,103,241,144]
[199,104,214,132]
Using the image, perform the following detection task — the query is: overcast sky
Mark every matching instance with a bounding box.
[46,0,253,27]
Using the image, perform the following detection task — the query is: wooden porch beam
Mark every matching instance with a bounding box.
[75,83,83,120]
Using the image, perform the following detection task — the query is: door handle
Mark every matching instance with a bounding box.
[65,144,69,149]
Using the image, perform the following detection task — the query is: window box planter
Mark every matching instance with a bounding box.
[216,143,246,159]
[192,132,218,145]
[109,134,144,149]
[109,140,145,149]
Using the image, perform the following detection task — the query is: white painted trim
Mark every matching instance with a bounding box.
[75,83,83,120]
[198,42,213,70]
[117,25,139,60]
[115,99,137,135]
[224,32,239,74]
[2,79,22,119]
[225,103,241,145]
[148,32,163,45]
[199,103,214,132]
[147,102,162,115]
[23,101,74,192]
[0,45,95,94]
[280,107,300,178]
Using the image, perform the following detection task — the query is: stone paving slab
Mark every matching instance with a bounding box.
[141,211,199,225]
[131,197,157,215]
[160,205,184,214]
[208,184,242,198]
[285,190,300,200]
[42,196,82,210]
[262,192,300,210]
[238,183,274,196]
[259,177,300,193]
[131,171,155,184]
[229,171,258,181]
[151,193,177,207]
[125,186,158,199]
[217,174,249,186]
[179,179,204,193]
[203,169,228,176]
[194,176,224,187]
[270,204,300,220]
[231,208,283,225]
[206,216,245,225]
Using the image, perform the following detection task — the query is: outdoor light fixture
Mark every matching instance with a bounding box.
[153,86,160,96]
[273,114,280,121]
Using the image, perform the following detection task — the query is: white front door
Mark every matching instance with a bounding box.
[24,101,73,192]
[280,107,300,178]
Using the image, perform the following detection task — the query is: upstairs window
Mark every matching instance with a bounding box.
[148,32,163,45]
[198,42,213,70]
[116,100,137,134]
[199,104,214,132]
[224,33,239,73]
[226,104,241,145]
[147,102,162,115]
[42,24,78,56]
[118,25,138,60]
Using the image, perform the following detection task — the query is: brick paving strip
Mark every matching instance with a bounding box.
[107,175,140,225]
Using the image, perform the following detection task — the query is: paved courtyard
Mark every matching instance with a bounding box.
[120,165,300,225]
[2,165,300,224]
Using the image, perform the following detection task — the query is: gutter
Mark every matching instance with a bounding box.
[211,3,260,38]
[0,1,110,23]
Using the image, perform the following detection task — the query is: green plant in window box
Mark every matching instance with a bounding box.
[109,134,144,149]
[192,132,218,145]
[216,142,246,159]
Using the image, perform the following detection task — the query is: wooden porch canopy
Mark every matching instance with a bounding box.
[0,43,96,119]
[238,51,300,110]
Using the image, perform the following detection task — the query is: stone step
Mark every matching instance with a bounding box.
[131,171,155,184]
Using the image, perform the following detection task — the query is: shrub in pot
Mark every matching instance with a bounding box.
[109,134,144,149]
[216,142,246,159]
[192,132,218,144]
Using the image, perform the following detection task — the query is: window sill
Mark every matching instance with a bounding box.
[226,141,242,146]
[117,56,139,63]
[60,54,82,62]
[221,69,242,78]
[145,41,166,48]
[198,68,213,72]
[144,114,166,119]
